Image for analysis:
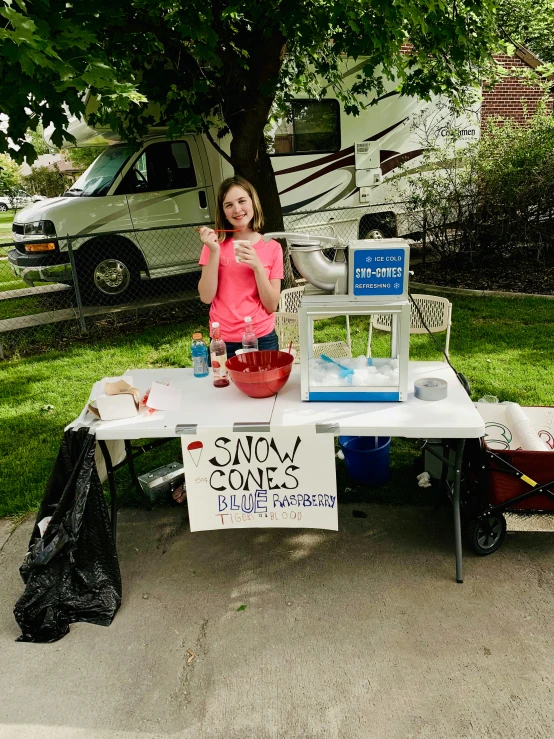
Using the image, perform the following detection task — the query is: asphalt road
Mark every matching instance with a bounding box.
[1,505,554,739]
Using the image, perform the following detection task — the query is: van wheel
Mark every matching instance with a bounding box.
[78,248,141,304]
[359,212,397,240]
[0,203,8,212]
[364,228,386,239]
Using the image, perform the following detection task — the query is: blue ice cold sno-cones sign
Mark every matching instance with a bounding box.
[352,247,406,297]
[182,427,338,531]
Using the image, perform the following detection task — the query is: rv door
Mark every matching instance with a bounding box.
[117,138,212,273]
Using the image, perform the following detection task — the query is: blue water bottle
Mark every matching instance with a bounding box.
[191,332,209,377]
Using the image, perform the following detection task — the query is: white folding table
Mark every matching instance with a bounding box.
[74,362,485,582]
[73,368,278,439]
[272,362,485,582]
[69,368,278,541]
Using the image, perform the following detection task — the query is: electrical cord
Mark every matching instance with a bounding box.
[407,288,471,396]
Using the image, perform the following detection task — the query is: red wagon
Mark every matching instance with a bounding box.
[461,404,554,555]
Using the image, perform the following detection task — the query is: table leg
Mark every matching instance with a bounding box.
[124,440,143,497]
[423,437,467,583]
[98,440,118,543]
[452,438,466,584]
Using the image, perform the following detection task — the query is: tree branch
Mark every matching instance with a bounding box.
[204,126,233,165]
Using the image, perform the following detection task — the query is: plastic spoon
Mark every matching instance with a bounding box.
[194,228,241,232]
[319,354,354,378]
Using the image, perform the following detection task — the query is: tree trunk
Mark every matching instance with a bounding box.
[224,87,295,278]
[231,137,295,287]
[217,30,295,286]
[230,136,283,232]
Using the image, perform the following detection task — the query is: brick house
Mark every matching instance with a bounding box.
[481,44,554,125]
[400,40,552,126]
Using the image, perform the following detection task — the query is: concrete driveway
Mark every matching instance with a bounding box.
[1,504,554,739]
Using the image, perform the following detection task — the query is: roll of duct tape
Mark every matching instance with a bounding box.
[414,377,448,401]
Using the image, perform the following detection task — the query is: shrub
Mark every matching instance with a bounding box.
[0,153,23,195]
[475,105,554,257]
[63,146,106,171]
[24,165,72,198]
[404,100,554,263]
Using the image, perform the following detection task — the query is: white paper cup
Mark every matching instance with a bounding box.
[233,240,250,262]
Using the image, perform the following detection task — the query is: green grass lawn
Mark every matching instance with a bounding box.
[0,292,42,320]
[0,252,43,319]
[1,220,29,293]
[0,290,552,519]
[0,211,14,244]
[0,224,47,316]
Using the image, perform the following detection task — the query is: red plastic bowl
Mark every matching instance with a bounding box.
[225,350,294,398]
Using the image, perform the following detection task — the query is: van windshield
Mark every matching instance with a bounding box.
[64,145,129,197]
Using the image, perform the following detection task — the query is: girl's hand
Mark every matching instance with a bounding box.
[235,241,263,271]
[199,226,220,252]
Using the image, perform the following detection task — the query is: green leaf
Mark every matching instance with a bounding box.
[0,0,503,195]
[236,604,247,612]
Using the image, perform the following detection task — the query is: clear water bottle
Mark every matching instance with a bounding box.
[191,332,209,378]
[210,322,229,388]
[242,316,258,353]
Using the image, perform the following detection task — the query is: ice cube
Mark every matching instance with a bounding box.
[352,369,371,386]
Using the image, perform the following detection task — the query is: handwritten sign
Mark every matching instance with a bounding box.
[181,427,338,531]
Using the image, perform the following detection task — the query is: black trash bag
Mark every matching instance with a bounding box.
[14,426,122,642]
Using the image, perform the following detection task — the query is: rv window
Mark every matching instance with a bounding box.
[118,141,197,195]
[267,100,340,156]
[65,145,129,197]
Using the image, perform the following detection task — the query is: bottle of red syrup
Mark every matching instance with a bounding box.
[209,322,230,388]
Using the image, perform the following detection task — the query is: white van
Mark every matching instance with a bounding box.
[8,84,478,302]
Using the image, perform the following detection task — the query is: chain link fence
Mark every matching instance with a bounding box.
[1,201,414,358]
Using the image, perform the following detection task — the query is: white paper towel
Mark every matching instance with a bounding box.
[504,402,551,451]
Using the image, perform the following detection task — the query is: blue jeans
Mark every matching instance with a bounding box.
[225,329,279,359]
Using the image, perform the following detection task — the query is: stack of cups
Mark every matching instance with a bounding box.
[504,402,551,451]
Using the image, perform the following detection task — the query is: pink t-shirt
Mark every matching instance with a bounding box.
[199,237,284,341]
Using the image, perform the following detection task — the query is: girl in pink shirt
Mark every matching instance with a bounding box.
[198,176,283,357]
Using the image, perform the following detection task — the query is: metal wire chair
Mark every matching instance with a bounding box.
[367,294,452,358]
[274,311,351,364]
[278,285,352,358]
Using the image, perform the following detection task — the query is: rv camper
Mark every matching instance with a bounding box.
[8,79,478,302]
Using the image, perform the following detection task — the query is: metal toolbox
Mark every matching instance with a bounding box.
[138,462,185,501]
